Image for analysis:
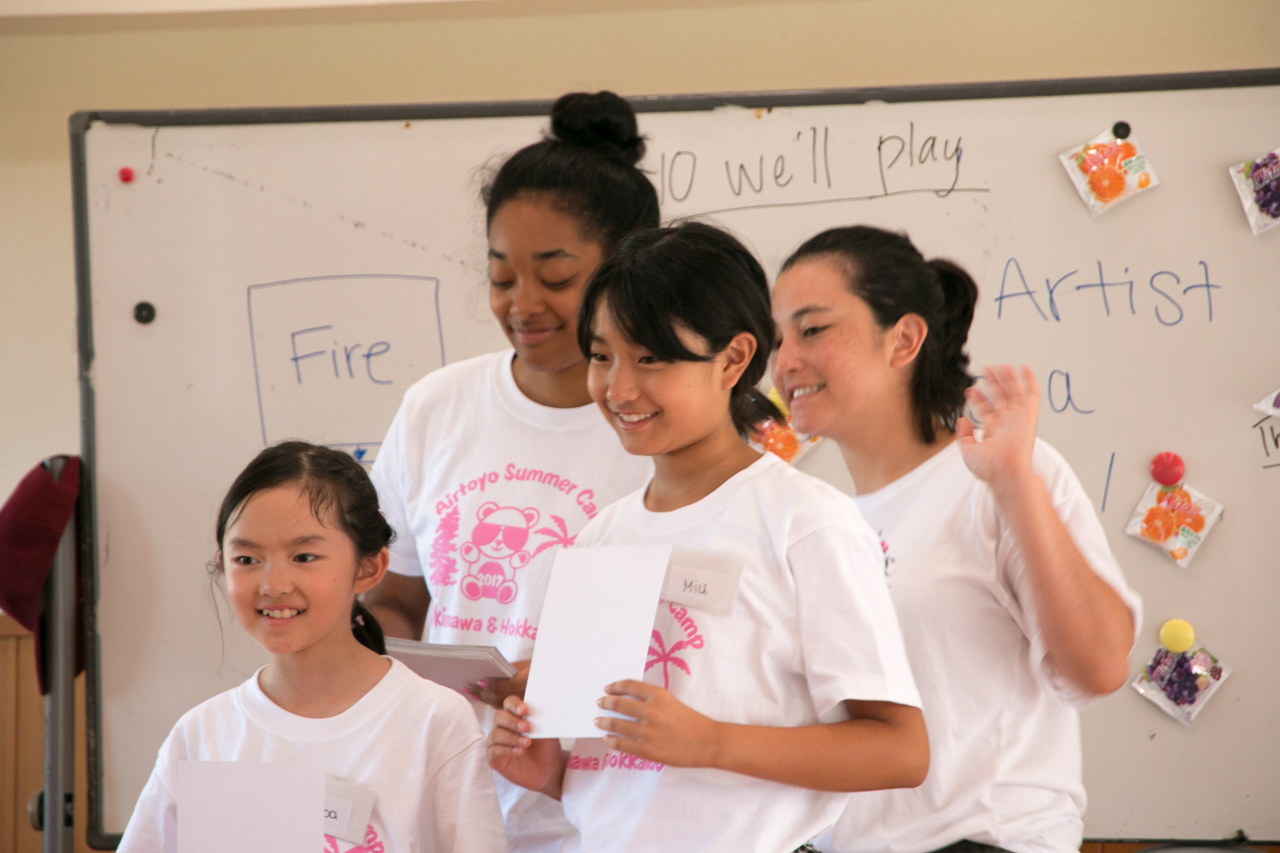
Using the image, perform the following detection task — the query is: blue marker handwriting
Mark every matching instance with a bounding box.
[1046,369,1094,415]
[994,259,1220,325]
[290,325,393,385]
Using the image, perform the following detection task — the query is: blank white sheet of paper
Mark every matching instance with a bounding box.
[176,760,323,853]
[523,545,672,738]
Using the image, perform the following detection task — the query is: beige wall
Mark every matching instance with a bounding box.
[1,0,1278,497]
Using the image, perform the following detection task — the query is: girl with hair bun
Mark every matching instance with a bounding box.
[487,222,928,853]
[363,92,659,851]
[770,226,1142,853]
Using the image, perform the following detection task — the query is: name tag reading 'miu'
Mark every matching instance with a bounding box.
[324,776,377,845]
[661,545,744,616]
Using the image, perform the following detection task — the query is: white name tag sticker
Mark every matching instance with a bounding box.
[323,777,376,845]
[661,545,743,615]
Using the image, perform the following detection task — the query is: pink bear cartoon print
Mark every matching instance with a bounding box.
[459,502,540,605]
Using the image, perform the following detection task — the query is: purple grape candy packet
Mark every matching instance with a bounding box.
[1254,387,1280,419]
[1132,644,1232,725]
[1229,147,1280,235]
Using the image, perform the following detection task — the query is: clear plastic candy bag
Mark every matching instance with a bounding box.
[1060,125,1159,216]
[1229,147,1280,236]
[1132,645,1231,725]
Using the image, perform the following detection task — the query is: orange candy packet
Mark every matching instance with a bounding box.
[1124,481,1223,568]
[1060,124,1159,216]
[751,387,820,464]
[751,417,819,464]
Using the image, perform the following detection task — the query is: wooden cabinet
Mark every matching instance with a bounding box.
[0,613,90,853]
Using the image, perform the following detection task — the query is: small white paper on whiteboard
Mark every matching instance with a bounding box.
[523,545,672,738]
[177,761,323,853]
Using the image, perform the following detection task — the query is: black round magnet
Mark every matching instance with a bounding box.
[134,301,156,324]
[1112,121,1131,140]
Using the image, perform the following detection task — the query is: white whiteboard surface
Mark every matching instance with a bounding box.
[78,80,1280,841]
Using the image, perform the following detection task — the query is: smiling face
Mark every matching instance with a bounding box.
[586,300,753,458]
[221,484,383,659]
[488,194,606,376]
[771,257,911,442]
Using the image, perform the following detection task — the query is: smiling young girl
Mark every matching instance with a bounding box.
[363,91,659,851]
[486,222,928,853]
[117,442,507,853]
[770,226,1141,853]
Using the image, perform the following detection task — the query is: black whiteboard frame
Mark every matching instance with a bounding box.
[70,66,1280,849]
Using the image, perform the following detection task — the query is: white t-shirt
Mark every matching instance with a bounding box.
[371,349,652,664]
[117,658,507,853]
[560,452,922,853]
[817,440,1142,853]
[370,349,652,852]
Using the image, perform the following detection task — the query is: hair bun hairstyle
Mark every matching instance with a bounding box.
[550,91,645,167]
[484,91,659,252]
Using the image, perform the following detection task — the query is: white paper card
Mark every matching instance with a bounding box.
[323,776,376,844]
[177,761,322,853]
[661,544,744,616]
[523,545,672,738]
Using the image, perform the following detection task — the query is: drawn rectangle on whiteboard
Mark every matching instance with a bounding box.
[247,274,444,463]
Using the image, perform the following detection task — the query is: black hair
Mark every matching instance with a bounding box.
[781,226,978,444]
[578,221,785,438]
[483,91,661,252]
[214,441,392,655]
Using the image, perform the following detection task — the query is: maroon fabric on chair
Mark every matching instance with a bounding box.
[0,455,82,693]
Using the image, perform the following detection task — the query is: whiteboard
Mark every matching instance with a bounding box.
[73,73,1280,845]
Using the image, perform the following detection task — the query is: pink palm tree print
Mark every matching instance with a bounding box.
[645,630,692,690]
[531,514,576,558]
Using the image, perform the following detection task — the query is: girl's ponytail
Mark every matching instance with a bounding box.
[914,258,978,437]
[929,259,978,369]
[351,600,386,655]
[731,387,787,439]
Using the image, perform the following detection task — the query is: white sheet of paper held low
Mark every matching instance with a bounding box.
[177,760,323,853]
[523,545,672,738]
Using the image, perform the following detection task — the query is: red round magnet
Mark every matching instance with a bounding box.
[118,167,135,183]
[1150,452,1184,486]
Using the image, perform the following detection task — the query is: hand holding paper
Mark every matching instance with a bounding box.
[486,697,567,797]
[595,678,722,767]
[521,546,672,738]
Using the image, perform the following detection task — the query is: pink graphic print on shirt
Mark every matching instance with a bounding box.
[645,603,706,689]
[428,505,461,587]
[429,462,597,603]
[531,514,576,557]
[876,530,897,578]
[458,503,541,605]
[324,823,383,853]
